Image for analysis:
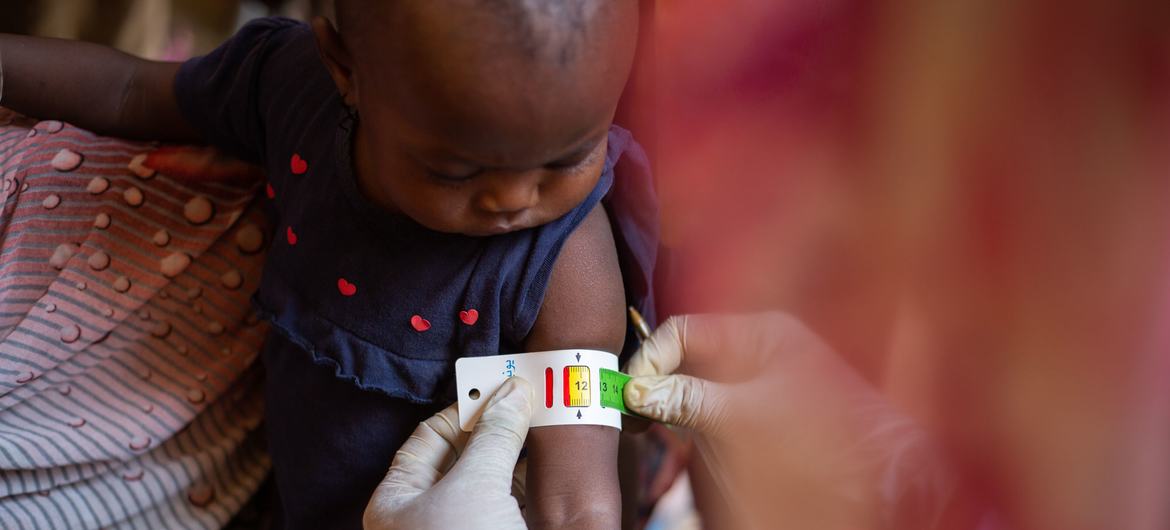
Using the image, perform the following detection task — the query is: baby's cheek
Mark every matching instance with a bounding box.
[552,164,604,207]
[417,186,478,229]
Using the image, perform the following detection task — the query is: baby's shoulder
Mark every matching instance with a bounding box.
[173,17,337,163]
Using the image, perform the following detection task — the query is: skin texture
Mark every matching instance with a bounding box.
[0,34,194,141]
[522,206,626,529]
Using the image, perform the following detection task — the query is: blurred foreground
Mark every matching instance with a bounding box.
[646,0,1170,528]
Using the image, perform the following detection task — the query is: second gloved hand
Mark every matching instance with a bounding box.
[363,377,533,530]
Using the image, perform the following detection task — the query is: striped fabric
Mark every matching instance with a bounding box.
[0,119,270,529]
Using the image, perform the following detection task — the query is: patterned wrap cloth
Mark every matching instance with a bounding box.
[0,114,269,529]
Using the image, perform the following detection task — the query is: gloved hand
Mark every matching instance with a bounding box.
[624,313,960,529]
[363,377,533,530]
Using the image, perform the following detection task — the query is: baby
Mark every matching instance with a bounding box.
[0,0,655,528]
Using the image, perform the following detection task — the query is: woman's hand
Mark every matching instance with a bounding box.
[625,313,960,529]
[363,378,533,530]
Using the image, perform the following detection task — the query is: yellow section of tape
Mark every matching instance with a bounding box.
[564,365,591,407]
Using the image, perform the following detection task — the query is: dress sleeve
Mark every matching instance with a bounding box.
[173,17,303,164]
[602,127,661,354]
[505,125,660,355]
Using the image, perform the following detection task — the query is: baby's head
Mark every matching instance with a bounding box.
[313,0,638,236]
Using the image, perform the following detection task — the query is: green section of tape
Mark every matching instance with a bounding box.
[599,368,633,415]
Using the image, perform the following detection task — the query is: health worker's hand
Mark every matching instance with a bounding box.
[624,313,960,529]
[363,378,533,530]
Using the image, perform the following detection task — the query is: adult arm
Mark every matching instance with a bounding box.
[624,313,978,529]
[0,34,197,141]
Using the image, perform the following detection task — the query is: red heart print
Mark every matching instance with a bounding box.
[266,182,276,199]
[337,278,357,296]
[290,154,308,175]
[410,314,431,332]
[286,226,298,245]
[459,309,479,325]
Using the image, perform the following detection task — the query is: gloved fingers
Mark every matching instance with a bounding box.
[423,404,470,467]
[627,312,815,382]
[624,373,733,437]
[510,456,527,509]
[447,377,534,489]
[621,317,672,432]
[625,314,689,377]
[377,403,468,498]
[624,313,771,379]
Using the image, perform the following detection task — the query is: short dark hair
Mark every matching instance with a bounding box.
[334,0,603,66]
[477,0,589,63]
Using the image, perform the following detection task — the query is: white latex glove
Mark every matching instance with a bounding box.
[363,377,533,530]
[624,313,960,529]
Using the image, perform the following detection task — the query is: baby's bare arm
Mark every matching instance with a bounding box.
[0,34,197,141]
[524,205,627,529]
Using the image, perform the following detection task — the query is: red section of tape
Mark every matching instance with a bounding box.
[563,366,571,408]
[545,367,554,409]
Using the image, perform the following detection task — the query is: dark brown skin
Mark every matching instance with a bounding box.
[0,34,194,141]
[317,1,636,237]
[1,1,637,526]
[522,205,627,529]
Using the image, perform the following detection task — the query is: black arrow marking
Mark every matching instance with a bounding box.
[575,353,581,362]
[576,410,582,419]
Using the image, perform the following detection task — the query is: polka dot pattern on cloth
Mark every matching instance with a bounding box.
[0,119,270,529]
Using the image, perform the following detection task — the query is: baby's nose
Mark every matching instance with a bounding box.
[478,179,540,214]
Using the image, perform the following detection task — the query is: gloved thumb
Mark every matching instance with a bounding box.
[625,374,732,436]
[625,315,688,377]
[448,377,534,488]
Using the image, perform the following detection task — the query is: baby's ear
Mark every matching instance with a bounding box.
[311,16,358,108]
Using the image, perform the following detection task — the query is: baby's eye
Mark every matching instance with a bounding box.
[547,159,585,170]
[426,167,480,182]
[547,143,603,170]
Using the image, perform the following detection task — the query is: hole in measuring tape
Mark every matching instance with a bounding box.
[468,388,481,400]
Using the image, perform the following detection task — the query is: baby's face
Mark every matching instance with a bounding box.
[319,1,636,236]
[351,81,613,236]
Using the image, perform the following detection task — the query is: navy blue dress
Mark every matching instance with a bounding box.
[174,17,658,529]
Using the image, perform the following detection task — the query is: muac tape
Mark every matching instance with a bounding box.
[456,349,632,431]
